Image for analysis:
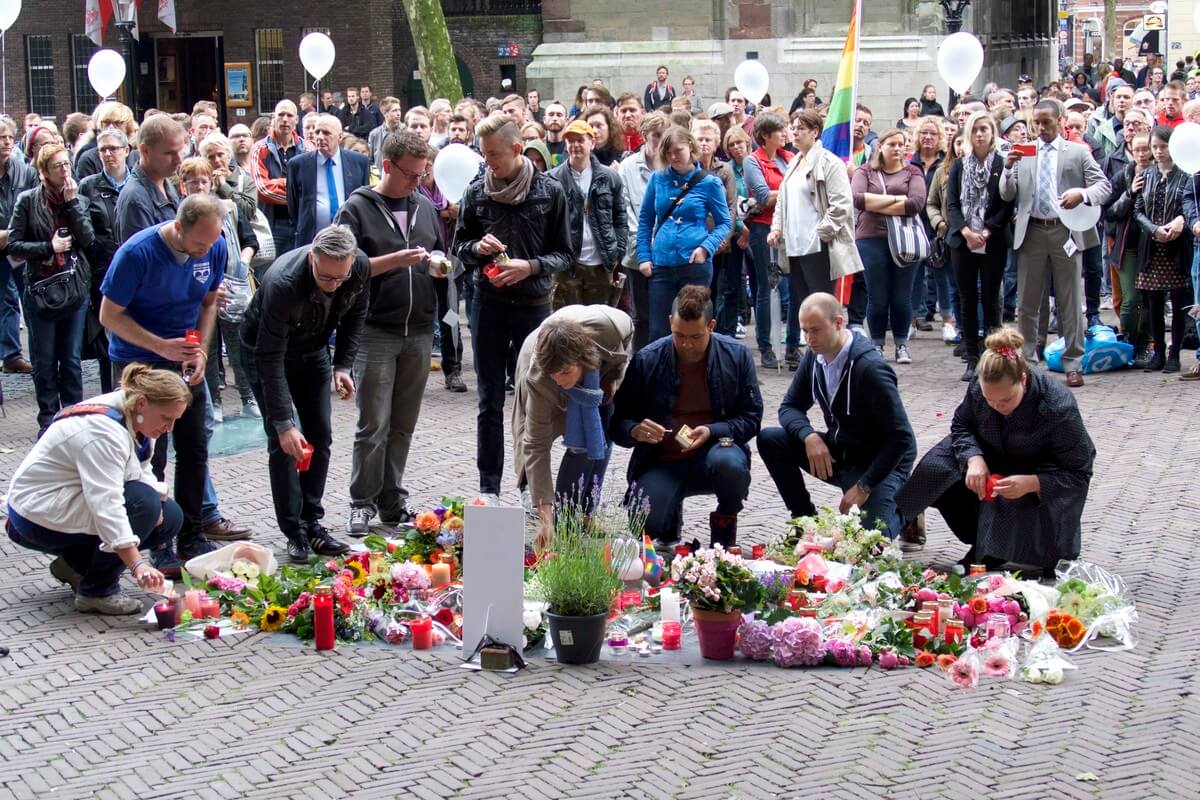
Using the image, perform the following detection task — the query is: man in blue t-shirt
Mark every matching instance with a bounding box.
[100,193,227,570]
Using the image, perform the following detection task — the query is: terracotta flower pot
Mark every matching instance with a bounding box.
[691,607,743,660]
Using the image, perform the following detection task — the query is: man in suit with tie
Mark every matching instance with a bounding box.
[1000,99,1111,388]
[286,114,371,250]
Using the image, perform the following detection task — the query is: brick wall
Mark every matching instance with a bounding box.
[3,1,540,123]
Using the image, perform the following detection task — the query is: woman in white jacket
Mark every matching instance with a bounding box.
[5,364,190,614]
[767,109,863,369]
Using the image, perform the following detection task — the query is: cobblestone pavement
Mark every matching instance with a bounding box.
[0,322,1196,800]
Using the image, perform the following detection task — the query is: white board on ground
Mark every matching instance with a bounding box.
[462,504,525,658]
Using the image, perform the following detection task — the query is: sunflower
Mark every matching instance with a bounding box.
[260,605,287,631]
[344,560,368,586]
[230,610,250,629]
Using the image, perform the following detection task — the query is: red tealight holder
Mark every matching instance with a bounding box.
[199,598,220,620]
[295,442,314,472]
[184,328,200,344]
[751,544,765,560]
[153,599,180,629]
[661,621,681,650]
[411,617,433,650]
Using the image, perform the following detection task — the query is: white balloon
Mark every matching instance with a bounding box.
[433,144,483,204]
[1169,122,1200,174]
[937,32,984,95]
[1057,199,1101,232]
[0,0,21,33]
[88,49,126,99]
[733,60,770,105]
[298,32,335,81]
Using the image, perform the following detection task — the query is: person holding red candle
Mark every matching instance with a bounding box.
[895,328,1096,575]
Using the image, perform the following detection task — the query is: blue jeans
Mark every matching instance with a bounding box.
[1192,245,1200,342]
[636,444,751,543]
[747,222,775,352]
[22,293,87,432]
[909,260,929,319]
[0,257,22,362]
[647,261,712,342]
[857,237,917,347]
[471,299,549,494]
[757,426,911,538]
[7,482,183,597]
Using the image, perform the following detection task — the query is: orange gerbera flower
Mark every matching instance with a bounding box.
[1031,619,1045,639]
[915,651,936,669]
[414,511,440,533]
[969,596,988,615]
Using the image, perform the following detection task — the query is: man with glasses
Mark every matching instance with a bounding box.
[286,114,370,250]
[0,116,36,375]
[240,224,368,563]
[335,131,443,535]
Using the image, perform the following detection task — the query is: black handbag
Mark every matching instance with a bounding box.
[27,257,87,321]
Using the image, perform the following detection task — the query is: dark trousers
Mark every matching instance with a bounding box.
[111,359,207,545]
[1145,288,1190,358]
[787,250,835,348]
[950,243,1006,361]
[0,257,21,362]
[243,345,333,544]
[757,426,909,538]
[626,266,651,352]
[433,275,463,376]
[636,445,751,543]
[470,299,549,494]
[548,403,615,511]
[712,245,744,337]
[7,482,183,597]
[846,270,868,327]
[1082,244,1103,319]
[23,296,87,433]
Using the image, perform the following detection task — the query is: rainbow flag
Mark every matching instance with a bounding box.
[643,534,662,583]
[820,0,862,160]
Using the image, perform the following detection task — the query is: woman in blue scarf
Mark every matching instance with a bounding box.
[512,305,634,551]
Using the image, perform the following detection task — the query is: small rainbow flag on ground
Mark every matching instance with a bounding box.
[643,533,662,583]
[819,0,863,304]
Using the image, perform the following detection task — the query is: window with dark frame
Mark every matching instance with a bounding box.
[301,27,332,96]
[26,35,55,118]
[71,35,100,114]
[255,28,285,114]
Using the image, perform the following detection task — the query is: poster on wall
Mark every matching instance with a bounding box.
[225,62,253,108]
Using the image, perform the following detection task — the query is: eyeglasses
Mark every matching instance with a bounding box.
[98,145,127,153]
[48,161,71,172]
[389,162,428,181]
[315,271,351,284]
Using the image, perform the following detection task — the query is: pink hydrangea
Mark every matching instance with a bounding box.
[738,620,773,661]
[771,617,825,667]
[391,562,431,590]
[207,574,246,594]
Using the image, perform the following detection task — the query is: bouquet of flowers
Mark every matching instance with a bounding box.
[1053,560,1136,648]
[670,545,765,614]
[364,496,465,570]
[766,505,902,569]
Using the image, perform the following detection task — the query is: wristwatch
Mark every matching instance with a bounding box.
[854,480,872,496]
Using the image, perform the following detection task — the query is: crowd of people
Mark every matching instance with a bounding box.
[10,50,1187,614]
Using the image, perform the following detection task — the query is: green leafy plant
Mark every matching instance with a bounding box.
[537,492,628,617]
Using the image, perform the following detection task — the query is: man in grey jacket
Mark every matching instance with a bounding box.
[335,130,443,535]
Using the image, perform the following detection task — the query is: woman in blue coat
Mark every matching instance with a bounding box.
[636,126,733,341]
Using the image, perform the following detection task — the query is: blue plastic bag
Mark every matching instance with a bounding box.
[1044,325,1134,374]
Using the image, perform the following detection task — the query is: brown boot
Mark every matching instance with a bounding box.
[709,512,737,550]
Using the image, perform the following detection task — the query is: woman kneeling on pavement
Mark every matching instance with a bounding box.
[5,364,185,613]
[895,328,1096,574]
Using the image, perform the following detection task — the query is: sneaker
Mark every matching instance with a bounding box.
[178,536,218,562]
[307,525,351,557]
[504,378,514,394]
[942,322,958,343]
[212,405,224,424]
[916,319,933,332]
[379,506,416,528]
[895,345,912,364]
[1100,295,1114,311]
[151,545,183,579]
[874,345,885,358]
[445,371,468,393]
[760,349,779,369]
[75,593,142,615]
[734,323,746,339]
[242,398,262,418]
[347,506,373,537]
[49,557,82,592]
[286,539,311,564]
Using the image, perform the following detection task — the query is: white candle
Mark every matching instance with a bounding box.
[660,589,680,623]
[431,562,451,588]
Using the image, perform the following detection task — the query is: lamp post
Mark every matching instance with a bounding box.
[939,0,973,109]
[112,0,138,110]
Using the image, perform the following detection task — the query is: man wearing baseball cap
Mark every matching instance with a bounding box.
[547,119,628,308]
[707,102,735,159]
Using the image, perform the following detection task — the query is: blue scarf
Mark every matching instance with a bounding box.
[562,369,606,460]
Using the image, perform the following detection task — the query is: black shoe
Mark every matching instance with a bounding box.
[784,347,800,371]
[177,536,217,562]
[1164,353,1181,373]
[379,506,416,528]
[1145,353,1165,372]
[899,512,926,552]
[709,512,737,549]
[151,546,183,580]
[1086,314,1102,329]
[916,320,933,332]
[445,371,468,393]
[307,525,351,557]
[505,377,515,394]
[952,343,963,358]
[1133,348,1151,369]
[287,539,311,564]
[761,349,778,369]
[0,645,8,657]
[961,362,976,382]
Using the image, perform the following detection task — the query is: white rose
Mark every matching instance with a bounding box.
[523,607,542,630]
[1042,666,1064,685]
[1022,666,1043,683]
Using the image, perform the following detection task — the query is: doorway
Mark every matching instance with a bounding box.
[152,34,224,122]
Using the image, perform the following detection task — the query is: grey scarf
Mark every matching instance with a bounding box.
[484,156,535,206]
[961,153,991,231]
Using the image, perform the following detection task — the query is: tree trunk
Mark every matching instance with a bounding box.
[399,0,463,105]
[1104,0,1118,64]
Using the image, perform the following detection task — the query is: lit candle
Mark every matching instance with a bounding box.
[153,599,179,629]
[411,617,433,650]
[313,586,335,651]
[662,621,681,650]
[199,598,220,620]
[184,590,204,618]
[431,562,451,588]
[439,552,455,582]
[660,588,680,623]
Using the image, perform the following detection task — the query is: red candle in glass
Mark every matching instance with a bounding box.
[751,544,765,560]
[184,328,200,344]
[945,620,964,645]
[411,616,433,650]
[153,599,179,629]
[661,621,681,650]
[199,598,220,619]
[674,544,691,559]
[313,586,335,651]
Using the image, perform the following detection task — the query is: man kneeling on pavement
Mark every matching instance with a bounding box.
[611,285,762,549]
[757,292,916,541]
